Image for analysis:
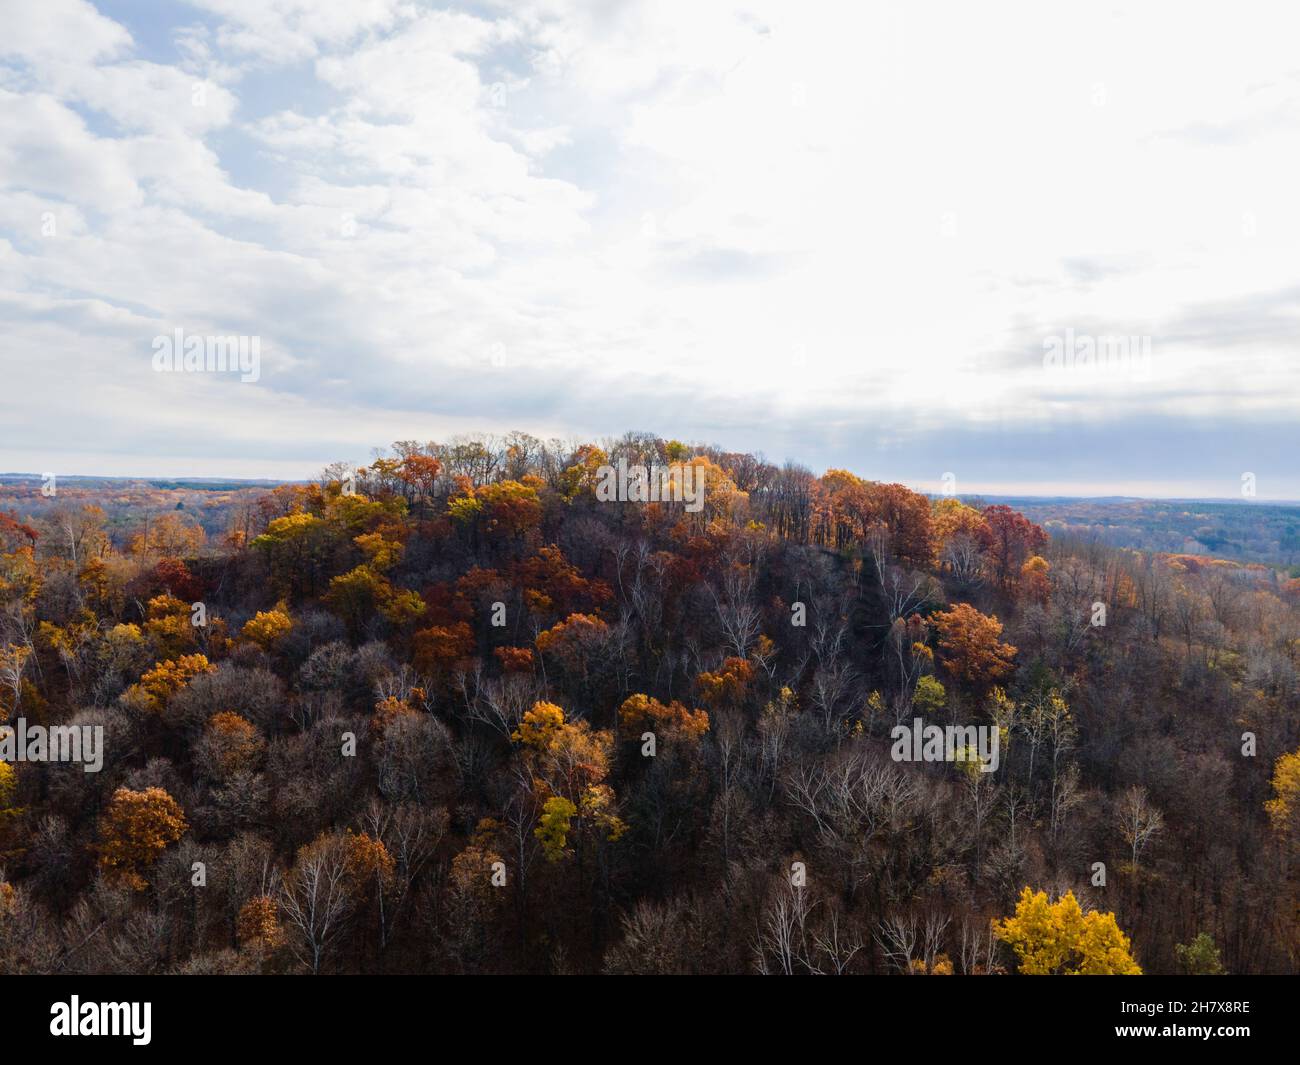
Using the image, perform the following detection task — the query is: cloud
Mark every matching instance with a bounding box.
[1,0,1299,495]
[182,0,415,64]
[0,0,131,66]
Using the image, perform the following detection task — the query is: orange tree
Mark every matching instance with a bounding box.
[98,786,188,889]
[931,603,1016,690]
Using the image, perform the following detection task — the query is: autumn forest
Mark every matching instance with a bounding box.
[2,432,1298,977]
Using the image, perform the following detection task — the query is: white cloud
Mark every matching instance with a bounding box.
[0,0,131,66]
[1,0,1300,495]
[184,0,415,63]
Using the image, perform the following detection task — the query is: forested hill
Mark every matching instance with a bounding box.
[1,433,1298,974]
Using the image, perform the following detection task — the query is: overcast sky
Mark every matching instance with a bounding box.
[1,0,1298,497]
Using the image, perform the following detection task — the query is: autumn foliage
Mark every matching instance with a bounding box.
[98,787,188,890]
[932,603,1017,689]
[0,431,1292,976]
[995,888,1141,975]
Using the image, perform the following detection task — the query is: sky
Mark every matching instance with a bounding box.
[1,0,1299,498]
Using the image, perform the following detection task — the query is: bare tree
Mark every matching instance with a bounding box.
[279,833,355,974]
[875,912,948,974]
[959,915,998,975]
[786,750,920,891]
[753,882,814,975]
[874,915,918,973]
[356,801,447,950]
[1116,785,1164,869]
[710,565,761,658]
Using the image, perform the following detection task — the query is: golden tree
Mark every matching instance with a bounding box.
[1266,748,1300,841]
[994,887,1140,975]
[513,701,626,857]
[236,894,286,951]
[98,786,188,889]
[932,603,1017,688]
[0,761,17,816]
[127,653,216,713]
[618,693,709,741]
[240,606,293,649]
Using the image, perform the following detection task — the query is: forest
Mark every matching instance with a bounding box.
[2,432,1298,975]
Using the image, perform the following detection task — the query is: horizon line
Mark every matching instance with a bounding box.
[1,471,1295,507]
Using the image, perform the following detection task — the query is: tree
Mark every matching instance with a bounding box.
[979,505,1048,588]
[412,622,475,677]
[535,613,611,692]
[513,545,612,620]
[697,657,754,708]
[0,761,17,813]
[1266,747,1300,842]
[994,888,1141,975]
[141,593,197,657]
[129,512,206,558]
[866,482,936,568]
[240,606,293,649]
[448,480,542,545]
[0,511,39,552]
[513,701,625,859]
[126,654,216,713]
[325,565,425,636]
[536,796,578,862]
[932,603,1017,689]
[251,510,326,595]
[198,712,265,781]
[153,556,204,601]
[279,832,357,974]
[98,787,189,890]
[1020,555,1050,604]
[1176,932,1226,975]
[396,454,442,511]
[443,832,506,971]
[1115,785,1164,870]
[236,894,286,952]
[618,693,709,741]
[932,499,989,591]
[0,644,32,717]
[913,675,946,714]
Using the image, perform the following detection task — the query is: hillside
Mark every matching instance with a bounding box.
[1,433,1298,975]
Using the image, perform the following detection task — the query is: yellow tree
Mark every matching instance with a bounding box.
[125,653,216,714]
[0,761,17,815]
[129,513,206,558]
[251,509,326,596]
[1266,748,1300,960]
[513,702,626,860]
[142,594,198,657]
[326,565,425,636]
[696,657,754,709]
[241,605,293,649]
[994,887,1141,974]
[1265,748,1300,841]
